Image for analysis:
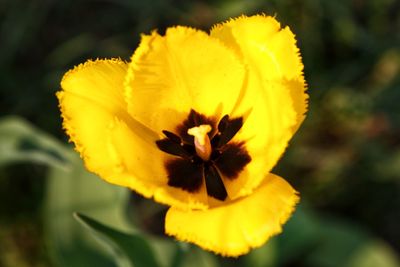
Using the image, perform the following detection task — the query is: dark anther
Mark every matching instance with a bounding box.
[218,114,229,132]
[162,130,181,143]
[204,164,228,201]
[217,117,243,147]
[156,110,251,201]
[156,139,191,159]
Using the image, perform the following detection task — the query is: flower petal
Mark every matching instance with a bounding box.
[209,15,308,198]
[211,15,304,81]
[125,26,245,135]
[165,173,299,257]
[217,79,298,199]
[211,14,308,134]
[57,59,130,177]
[286,78,308,133]
[58,59,208,210]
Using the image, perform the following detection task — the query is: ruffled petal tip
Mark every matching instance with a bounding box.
[165,173,299,257]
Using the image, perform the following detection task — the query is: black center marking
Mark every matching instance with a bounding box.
[156,109,251,201]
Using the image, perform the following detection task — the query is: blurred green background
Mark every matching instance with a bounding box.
[1,0,399,266]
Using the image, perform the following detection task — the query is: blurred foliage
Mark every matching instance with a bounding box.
[1,0,400,266]
[0,116,68,169]
[73,213,160,267]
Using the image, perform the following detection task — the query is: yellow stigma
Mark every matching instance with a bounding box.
[188,124,212,161]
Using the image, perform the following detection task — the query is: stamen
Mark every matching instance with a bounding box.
[187,125,212,161]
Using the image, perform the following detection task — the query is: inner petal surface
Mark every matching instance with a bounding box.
[125,26,246,135]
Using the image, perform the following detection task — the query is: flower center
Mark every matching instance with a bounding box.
[187,124,212,161]
[155,109,251,201]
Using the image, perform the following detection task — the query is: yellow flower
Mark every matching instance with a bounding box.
[57,15,308,257]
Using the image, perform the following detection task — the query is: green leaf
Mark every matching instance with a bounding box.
[44,147,131,267]
[0,116,69,169]
[74,213,160,267]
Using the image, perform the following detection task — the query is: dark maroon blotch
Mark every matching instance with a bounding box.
[156,110,252,201]
[165,158,203,192]
[215,142,251,179]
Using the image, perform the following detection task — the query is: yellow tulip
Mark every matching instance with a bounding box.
[57,14,308,257]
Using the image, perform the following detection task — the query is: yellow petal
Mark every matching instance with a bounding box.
[57,59,130,177]
[105,118,165,195]
[220,79,298,199]
[165,173,299,257]
[125,26,245,135]
[211,14,304,81]
[211,14,308,131]
[209,15,308,198]
[286,78,309,133]
[58,59,210,210]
